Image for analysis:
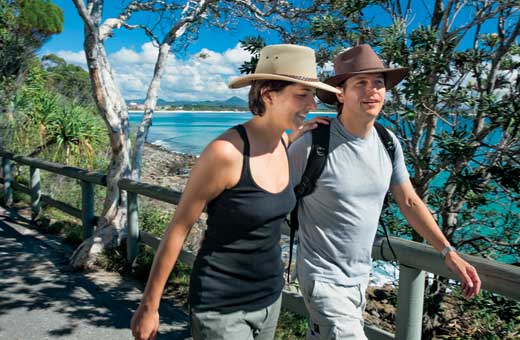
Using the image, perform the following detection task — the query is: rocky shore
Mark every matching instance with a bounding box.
[141,142,197,192]
[140,143,203,251]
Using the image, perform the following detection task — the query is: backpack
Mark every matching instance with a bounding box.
[287,122,397,282]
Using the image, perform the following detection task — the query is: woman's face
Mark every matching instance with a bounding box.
[268,83,317,130]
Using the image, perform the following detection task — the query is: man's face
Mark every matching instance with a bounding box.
[336,73,386,119]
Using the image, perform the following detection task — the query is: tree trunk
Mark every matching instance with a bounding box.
[70,24,131,269]
[131,43,171,181]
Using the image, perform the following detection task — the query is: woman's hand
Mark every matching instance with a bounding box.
[289,116,331,145]
[131,304,160,340]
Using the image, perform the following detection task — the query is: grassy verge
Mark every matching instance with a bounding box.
[275,310,307,340]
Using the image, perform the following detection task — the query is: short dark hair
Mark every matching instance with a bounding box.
[248,80,293,116]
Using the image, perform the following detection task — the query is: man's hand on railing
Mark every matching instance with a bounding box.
[131,304,159,340]
[444,251,481,299]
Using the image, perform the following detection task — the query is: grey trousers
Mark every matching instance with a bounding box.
[299,277,368,340]
[191,295,282,340]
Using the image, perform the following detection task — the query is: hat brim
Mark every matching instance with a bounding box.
[228,73,341,94]
[316,67,409,104]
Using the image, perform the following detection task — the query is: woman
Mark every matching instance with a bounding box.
[131,44,339,340]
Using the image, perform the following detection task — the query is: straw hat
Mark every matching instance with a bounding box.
[228,44,340,94]
[316,44,409,104]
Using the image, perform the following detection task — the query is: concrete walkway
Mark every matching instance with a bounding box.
[0,206,191,340]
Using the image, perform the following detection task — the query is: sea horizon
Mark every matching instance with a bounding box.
[129,109,335,114]
[129,110,336,156]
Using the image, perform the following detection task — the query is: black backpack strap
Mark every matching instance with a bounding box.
[373,121,398,261]
[287,123,330,282]
[294,124,331,198]
[287,208,298,282]
[374,121,395,163]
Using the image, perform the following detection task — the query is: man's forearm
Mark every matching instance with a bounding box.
[399,197,451,253]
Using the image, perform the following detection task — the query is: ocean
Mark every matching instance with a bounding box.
[129,111,518,268]
[129,111,334,155]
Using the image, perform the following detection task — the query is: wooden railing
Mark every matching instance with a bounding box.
[1,151,519,340]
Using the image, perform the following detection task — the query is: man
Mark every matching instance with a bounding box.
[288,44,481,340]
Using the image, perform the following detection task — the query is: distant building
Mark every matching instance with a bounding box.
[128,102,145,110]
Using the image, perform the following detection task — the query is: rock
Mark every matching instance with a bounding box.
[140,144,205,255]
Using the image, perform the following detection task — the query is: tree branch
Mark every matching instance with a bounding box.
[487,12,520,92]
[72,0,97,33]
[122,23,160,45]
[457,235,520,249]
[450,2,517,37]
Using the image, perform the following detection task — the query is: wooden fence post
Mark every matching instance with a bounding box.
[29,166,41,220]
[81,180,95,240]
[1,157,13,206]
[127,191,139,266]
[395,265,425,340]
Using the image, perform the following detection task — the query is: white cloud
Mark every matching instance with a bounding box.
[224,44,251,64]
[111,47,141,64]
[49,43,252,102]
[141,42,161,64]
[55,50,87,66]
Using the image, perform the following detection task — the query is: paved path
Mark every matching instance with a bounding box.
[0,206,191,340]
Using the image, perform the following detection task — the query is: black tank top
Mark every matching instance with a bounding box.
[189,125,296,313]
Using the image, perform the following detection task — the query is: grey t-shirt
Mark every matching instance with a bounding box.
[289,118,409,286]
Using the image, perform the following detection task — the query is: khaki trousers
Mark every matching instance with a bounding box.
[191,295,282,340]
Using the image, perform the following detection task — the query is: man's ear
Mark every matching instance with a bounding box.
[336,87,344,103]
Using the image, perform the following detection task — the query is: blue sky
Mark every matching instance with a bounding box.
[42,1,281,55]
[41,1,500,102]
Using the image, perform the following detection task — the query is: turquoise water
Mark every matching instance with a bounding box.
[130,111,518,264]
[129,111,334,155]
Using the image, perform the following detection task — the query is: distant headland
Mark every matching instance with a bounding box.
[126,96,334,112]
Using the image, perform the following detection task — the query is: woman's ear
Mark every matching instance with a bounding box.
[261,88,273,105]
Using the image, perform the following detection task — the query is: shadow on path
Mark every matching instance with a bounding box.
[0,207,191,340]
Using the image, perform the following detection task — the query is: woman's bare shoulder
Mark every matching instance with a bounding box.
[198,128,244,167]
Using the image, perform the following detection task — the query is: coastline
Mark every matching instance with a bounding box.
[129,109,250,113]
[145,140,200,158]
[128,109,335,114]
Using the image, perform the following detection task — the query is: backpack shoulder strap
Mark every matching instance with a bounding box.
[294,123,331,198]
[374,121,396,164]
[373,121,399,261]
[287,123,330,283]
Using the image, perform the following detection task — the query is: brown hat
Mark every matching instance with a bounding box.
[316,44,409,104]
[228,44,340,94]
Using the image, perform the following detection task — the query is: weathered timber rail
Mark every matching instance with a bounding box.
[1,151,519,340]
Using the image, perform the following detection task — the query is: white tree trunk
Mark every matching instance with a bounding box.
[70,13,131,269]
[131,43,171,181]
